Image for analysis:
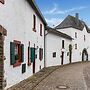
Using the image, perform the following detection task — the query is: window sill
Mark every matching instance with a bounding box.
[28,62,31,66]
[33,28,36,32]
[40,59,43,61]
[40,34,42,36]
[13,61,21,67]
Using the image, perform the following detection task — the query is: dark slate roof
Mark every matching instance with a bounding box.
[46,26,72,40]
[55,15,90,33]
[27,0,47,25]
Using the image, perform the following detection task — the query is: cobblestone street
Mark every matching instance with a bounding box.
[8,61,90,90]
[34,62,90,90]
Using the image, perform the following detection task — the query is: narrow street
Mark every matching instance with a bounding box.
[8,61,90,90]
[34,62,90,90]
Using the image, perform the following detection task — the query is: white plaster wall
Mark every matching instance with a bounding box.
[45,33,72,67]
[57,26,90,62]
[0,0,45,89]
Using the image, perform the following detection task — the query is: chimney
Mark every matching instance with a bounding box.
[75,13,79,19]
[75,13,79,26]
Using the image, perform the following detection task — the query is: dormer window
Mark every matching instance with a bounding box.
[75,32,77,38]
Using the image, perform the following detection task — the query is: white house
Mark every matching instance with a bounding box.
[45,26,72,67]
[0,0,90,89]
[55,13,90,63]
[0,0,47,89]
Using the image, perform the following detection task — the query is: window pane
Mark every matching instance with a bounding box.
[53,52,56,58]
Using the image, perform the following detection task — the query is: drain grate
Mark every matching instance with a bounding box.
[56,85,69,89]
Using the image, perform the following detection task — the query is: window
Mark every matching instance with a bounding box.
[62,40,64,48]
[53,52,56,58]
[75,32,77,38]
[30,48,35,62]
[39,65,41,70]
[75,44,77,49]
[10,40,24,67]
[39,48,43,61]
[84,35,85,41]
[40,24,42,36]
[33,14,36,32]
[67,52,69,56]
[28,46,31,66]
[22,63,26,74]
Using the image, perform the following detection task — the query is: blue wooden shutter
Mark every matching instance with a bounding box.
[10,42,16,65]
[21,44,24,62]
[30,48,35,63]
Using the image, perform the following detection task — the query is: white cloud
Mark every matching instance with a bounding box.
[44,3,87,15]
[46,18,63,27]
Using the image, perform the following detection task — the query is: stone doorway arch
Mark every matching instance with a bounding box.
[82,48,88,61]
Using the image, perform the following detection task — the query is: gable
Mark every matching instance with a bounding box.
[55,15,90,33]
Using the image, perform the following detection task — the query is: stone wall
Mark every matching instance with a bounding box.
[0,35,4,90]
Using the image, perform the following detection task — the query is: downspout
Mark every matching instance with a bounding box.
[44,26,49,68]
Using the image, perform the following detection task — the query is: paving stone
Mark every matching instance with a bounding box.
[8,61,90,90]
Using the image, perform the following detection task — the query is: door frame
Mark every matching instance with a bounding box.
[82,48,88,61]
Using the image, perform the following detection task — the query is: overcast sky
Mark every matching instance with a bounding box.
[35,0,90,27]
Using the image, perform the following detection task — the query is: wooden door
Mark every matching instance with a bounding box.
[61,52,64,65]
[33,44,35,74]
[33,60,35,73]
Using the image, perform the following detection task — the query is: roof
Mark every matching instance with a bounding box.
[27,0,47,25]
[55,15,90,33]
[46,26,72,40]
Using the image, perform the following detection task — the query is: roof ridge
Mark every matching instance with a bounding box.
[46,26,73,40]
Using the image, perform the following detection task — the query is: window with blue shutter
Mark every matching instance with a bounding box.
[10,41,24,67]
[30,48,35,63]
[21,44,24,62]
[10,42,16,65]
